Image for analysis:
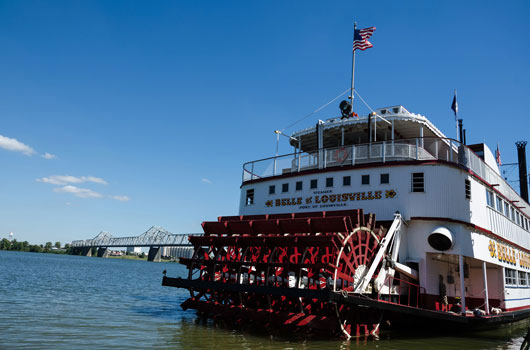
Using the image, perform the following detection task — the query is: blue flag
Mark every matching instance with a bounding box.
[451,90,458,119]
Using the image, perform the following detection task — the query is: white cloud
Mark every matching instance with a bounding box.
[36,175,108,186]
[202,178,212,184]
[42,152,57,159]
[0,134,35,155]
[110,195,130,202]
[53,185,103,198]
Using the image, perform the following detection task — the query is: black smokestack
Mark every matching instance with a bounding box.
[516,141,529,203]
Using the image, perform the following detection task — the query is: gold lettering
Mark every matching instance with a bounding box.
[275,199,281,207]
[329,194,336,203]
[342,193,349,202]
[315,196,321,203]
[306,197,312,204]
[297,198,302,205]
[321,195,329,203]
[375,191,382,199]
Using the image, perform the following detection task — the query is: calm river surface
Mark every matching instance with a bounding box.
[0,250,527,350]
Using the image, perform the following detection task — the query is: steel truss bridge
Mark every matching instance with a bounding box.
[70,226,200,261]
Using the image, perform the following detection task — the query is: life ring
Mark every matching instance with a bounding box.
[334,147,349,163]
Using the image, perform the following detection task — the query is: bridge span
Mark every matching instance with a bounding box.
[71,226,200,262]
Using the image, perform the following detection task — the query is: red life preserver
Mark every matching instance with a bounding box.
[334,147,349,163]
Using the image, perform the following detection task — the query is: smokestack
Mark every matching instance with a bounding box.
[516,141,529,203]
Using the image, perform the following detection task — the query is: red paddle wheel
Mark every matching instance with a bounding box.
[169,209,389,338]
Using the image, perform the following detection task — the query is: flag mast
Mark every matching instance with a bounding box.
[350,22,357,116]
[454,90,458,141]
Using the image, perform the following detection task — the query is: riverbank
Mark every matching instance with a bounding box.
[107,254,178,262]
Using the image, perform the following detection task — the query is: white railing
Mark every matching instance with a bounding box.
[242,137,530,218]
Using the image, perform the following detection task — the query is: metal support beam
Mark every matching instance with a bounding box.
[459,255,466,315]
[483,261,490,315]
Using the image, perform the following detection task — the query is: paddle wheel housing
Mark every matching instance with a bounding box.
[165,209,402,338]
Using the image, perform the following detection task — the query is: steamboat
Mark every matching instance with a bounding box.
[163,26,530,338]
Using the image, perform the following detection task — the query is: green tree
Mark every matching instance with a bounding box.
[0,238,10,250]
[44,242,52,252]
[29,245,43,253]
[11,239,21,251]
[54,242,61,249]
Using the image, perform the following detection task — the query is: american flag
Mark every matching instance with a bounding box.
[496,143,502,166]
[353,27,376,51]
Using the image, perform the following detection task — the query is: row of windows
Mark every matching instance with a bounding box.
[245,172,428,206]
[486,190,530,231]
[269,173,391,194]
[505,268,529,286]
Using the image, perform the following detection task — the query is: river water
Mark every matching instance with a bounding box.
[0,250,527,350]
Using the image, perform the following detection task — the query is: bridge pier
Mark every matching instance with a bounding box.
[97,247,109,258]
[80,247,92,257]
[148,246,162,262]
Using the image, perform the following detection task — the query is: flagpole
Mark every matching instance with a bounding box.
[454,90,458,141]
[350,22,357,116]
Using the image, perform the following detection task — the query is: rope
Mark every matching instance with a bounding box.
[280,88,350,132]
[354,89,378,115]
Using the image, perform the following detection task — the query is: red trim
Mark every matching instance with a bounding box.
[411,216,530,254]
[505,304,530,312]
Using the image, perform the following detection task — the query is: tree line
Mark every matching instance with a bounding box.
[0,239,71,254]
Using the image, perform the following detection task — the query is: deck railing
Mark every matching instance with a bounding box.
[242,137,530,218]
[376,275,426,308]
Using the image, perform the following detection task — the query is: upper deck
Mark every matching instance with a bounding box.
[241,106,530,220]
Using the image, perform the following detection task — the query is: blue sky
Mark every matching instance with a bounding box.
[1,1,529,244]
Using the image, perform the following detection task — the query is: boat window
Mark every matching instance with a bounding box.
[505,268,517,285]
[282,183,289,193]
[503,200,509,216]
[495,196,502,212]
[361,175,370,185]
[326,178,334,188]
[343,176,351,186]
[486,190,494,207]
[411,173,424,192]
[246,189,254,206]
[310,179,317,189]
[465,180,471,200]
[511,206,515,221]
[269,185,275,195]
[380,173,389,184]
[296,181,303,191]
[519,271,528,286]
